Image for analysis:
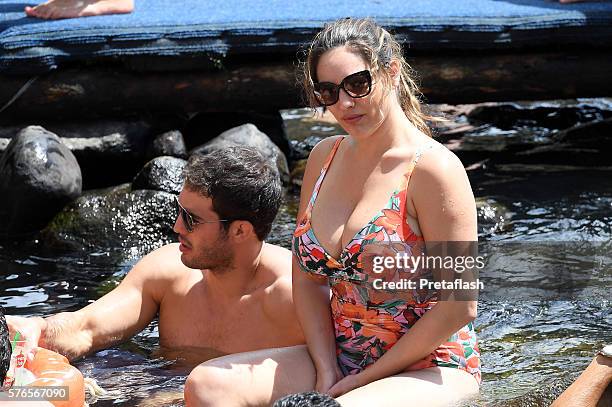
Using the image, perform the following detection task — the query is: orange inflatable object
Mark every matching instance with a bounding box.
[25,347,85,407]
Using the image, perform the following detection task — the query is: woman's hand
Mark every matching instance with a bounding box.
[327,372,366,397]
[315,363,344,394]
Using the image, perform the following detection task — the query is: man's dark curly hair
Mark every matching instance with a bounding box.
[183,146,282,241]
[273,391,341,407]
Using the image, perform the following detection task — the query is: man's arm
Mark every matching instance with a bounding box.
[7,245,175,360]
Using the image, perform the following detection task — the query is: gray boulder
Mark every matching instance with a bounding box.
[42,184,177,257]
[0,126,82,238]
[191,124,289,183]
[146,130,187,160]
[132,156,187,194]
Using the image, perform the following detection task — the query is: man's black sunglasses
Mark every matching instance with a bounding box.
[175,197,230,233]
[313,70,372,107]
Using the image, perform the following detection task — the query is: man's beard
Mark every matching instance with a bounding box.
[181,234,233,272]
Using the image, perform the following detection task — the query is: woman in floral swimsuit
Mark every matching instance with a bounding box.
[293,136,480,382]
[184,18,480,407]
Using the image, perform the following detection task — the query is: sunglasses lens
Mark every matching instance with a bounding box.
[314,84,339,106]
[176,199,193,232]
[344,72,371,97]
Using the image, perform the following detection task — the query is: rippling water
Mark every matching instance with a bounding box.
[1,105,611,406]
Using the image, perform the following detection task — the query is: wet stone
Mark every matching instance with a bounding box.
[42,184,177,255]
[146,130,187,160]
[289,159,308,188]
[0,126,82,238]
[183,111,292,158]
[476,197,513,237]
[132,156,187,194]
[191,123,290,183]
[467,101,612,130]
[290,135,324,160]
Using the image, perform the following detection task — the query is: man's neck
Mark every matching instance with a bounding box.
[202,241,265,301]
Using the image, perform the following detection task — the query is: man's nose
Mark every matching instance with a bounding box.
[173,214,186,234]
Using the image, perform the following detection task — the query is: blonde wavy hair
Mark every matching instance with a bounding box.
[300,18,440,137]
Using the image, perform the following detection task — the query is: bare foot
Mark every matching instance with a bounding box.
[25,0,133,19]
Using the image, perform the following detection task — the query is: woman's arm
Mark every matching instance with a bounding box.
[292,136,344,392]
[293,258,341,391]
[331,146,479,393]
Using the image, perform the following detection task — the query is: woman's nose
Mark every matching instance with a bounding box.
[338,88,355,109]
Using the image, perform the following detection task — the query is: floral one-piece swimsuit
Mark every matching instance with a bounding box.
[292,136,481,383]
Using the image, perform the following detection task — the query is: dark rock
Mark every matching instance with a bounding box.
[553,117,612,148]
[42,184,177,257]
[290,135,324,160]
[183,111,292,158]
[0,120,153,189]
[467,102,612,130]
[191,123,290,183]
[146,130,187,160]
[132,156,187,194]
[476,197,512,237]
[289,159,308,188]
[53,119,152,189]
[0,126,82,238]
[513,145,607,166]
[499,118,612,166]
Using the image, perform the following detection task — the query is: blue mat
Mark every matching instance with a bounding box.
[1,0,611,74]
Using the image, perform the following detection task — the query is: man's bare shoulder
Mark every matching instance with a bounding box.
[259,244,303,340]
[127,243,190,282]
[260,243,292,278]
[258,243,293,302]
[260,244,293,301]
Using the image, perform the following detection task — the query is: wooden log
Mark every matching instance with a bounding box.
[0,50,611,122]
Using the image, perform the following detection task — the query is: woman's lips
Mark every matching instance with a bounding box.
[343,114,364,123]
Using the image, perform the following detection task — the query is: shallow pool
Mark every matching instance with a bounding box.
[1,104,611,406]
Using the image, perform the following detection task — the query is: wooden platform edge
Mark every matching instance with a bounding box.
[1,50,611,121]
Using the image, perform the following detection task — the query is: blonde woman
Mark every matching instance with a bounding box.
[185,18,480,407]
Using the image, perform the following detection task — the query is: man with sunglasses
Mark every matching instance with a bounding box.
[5,147,304,369]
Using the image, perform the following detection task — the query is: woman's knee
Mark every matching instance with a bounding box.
[184,362,234,407]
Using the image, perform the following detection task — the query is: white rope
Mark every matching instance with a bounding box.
[83,377,107,406]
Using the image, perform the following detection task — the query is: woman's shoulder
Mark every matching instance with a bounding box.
[410,137,466,180]
[309,135,344,160]
[303,135,344,173]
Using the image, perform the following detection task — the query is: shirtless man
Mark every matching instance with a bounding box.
[6,147,304,366]
[25,0,133,20]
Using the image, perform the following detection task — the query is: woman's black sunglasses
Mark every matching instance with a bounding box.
[313,70,372,107]
[175,197,230,233]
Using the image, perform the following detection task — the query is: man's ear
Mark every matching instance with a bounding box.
[228,220,255,242]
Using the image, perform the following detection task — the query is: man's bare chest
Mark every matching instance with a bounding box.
[157,293,273,352]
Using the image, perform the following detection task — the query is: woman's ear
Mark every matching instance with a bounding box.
[388,59,401,88]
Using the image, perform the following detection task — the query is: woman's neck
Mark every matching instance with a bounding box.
[349,102,420,159]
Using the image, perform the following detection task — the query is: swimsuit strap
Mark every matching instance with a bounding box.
[400,143,436,238]
[320,136,344,176]
[307,136,345,208]
[409,143,435,173]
